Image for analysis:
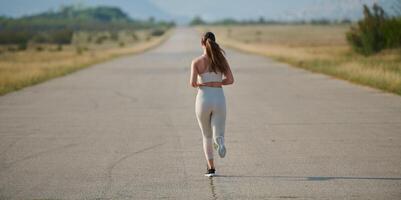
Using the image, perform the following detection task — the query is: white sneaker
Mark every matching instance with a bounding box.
[205,165,216,177]
[215,137,226,158]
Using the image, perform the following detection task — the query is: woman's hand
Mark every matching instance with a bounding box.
[197,82,223,87]
[191,82,206,87]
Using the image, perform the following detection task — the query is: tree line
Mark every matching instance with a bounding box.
[189,16,352,26]
[0,5,175,48]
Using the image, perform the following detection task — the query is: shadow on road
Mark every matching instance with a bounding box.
[211,175,401,181]
[208,177,218,200]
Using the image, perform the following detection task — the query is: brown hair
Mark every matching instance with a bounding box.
[201,32,229,74]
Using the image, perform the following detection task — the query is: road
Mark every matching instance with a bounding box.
[1,28,401,200]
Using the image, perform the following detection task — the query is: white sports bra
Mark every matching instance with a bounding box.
[198,70,223,84]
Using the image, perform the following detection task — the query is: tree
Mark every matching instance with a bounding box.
[258,16,265,24]
[346,3,401,55]
[346,4,387,55]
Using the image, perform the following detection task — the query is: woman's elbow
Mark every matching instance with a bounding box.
[190,82,197,88]
[227,78,234,85]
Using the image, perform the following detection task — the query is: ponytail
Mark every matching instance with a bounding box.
[202,32,229,74]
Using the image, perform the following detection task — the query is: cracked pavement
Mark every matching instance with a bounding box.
[0,28,401,199]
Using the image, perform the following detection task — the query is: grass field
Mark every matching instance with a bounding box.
[199,25,401,95]
[0,29,173,96]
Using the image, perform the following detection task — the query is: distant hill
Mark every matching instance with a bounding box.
[28,6,131,22]
[0,5,174,32]
[0,5,174,45]
[0,0,177,22]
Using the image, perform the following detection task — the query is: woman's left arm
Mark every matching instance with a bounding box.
[190,60,202,88]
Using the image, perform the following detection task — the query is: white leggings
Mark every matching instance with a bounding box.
[195,86,226,160]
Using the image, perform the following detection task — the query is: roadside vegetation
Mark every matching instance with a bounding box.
[346,3,401,55]
[0,5,174,95]
[194,2,401,95]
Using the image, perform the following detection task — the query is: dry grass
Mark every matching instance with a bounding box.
[199,25,401,95]
[0,29,173,95]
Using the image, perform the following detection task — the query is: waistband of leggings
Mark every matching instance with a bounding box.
[198,86,223,90]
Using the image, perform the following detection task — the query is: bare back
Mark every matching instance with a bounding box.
[196,55,216,74]
[190,54,234,88]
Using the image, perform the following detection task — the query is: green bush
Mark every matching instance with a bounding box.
[150,29,165,36]
[51,29,74,44]
[110,31,119,41]
[17,42,27,51]
[57,44,63,51]
[0,30,32,45]
[382,18,401,48]
[347,3,401,55]
[95,35,108,44]
[131,33,138,41]
[7,46,17,52]
[36,46,44,51]
[75,46,87,54]
[32,33,49,43]
[30,29,73,44]
[346,4,386,55]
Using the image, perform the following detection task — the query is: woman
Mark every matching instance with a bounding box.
[189,32,234,177]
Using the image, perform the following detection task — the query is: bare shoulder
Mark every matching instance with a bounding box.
[191,56,206,74]
[191,55,204,66]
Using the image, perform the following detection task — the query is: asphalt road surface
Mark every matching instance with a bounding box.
[1,28,401,200]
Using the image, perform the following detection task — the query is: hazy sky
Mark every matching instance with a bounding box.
[152,0,380,20]
[0,0,391,21]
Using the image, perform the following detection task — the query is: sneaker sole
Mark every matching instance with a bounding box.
[205,173,215,177]
[216,137,226,158]
[218,145,226,158]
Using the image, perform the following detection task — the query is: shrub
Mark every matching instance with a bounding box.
[347,3,401,55]
[346,4,386,55]
[95,35,108,44]
[87,35,93,42]
[0,30,32,45]
[76,46,83,54]
[7,46,17,52]
[110,31,119,41]
[382,18,401,48]
[30,29,73,45]
[150,29,165,36]
[17,42,27,51]
[32,33,49,43]
[36,46,44,51]
[57,44,63,51]
[51,29,74,44]
[132,33,138,41]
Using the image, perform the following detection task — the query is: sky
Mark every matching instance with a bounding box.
[152,0,384,21]
[0,0,393,22]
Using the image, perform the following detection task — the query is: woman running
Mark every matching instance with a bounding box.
[189,32,234,177]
